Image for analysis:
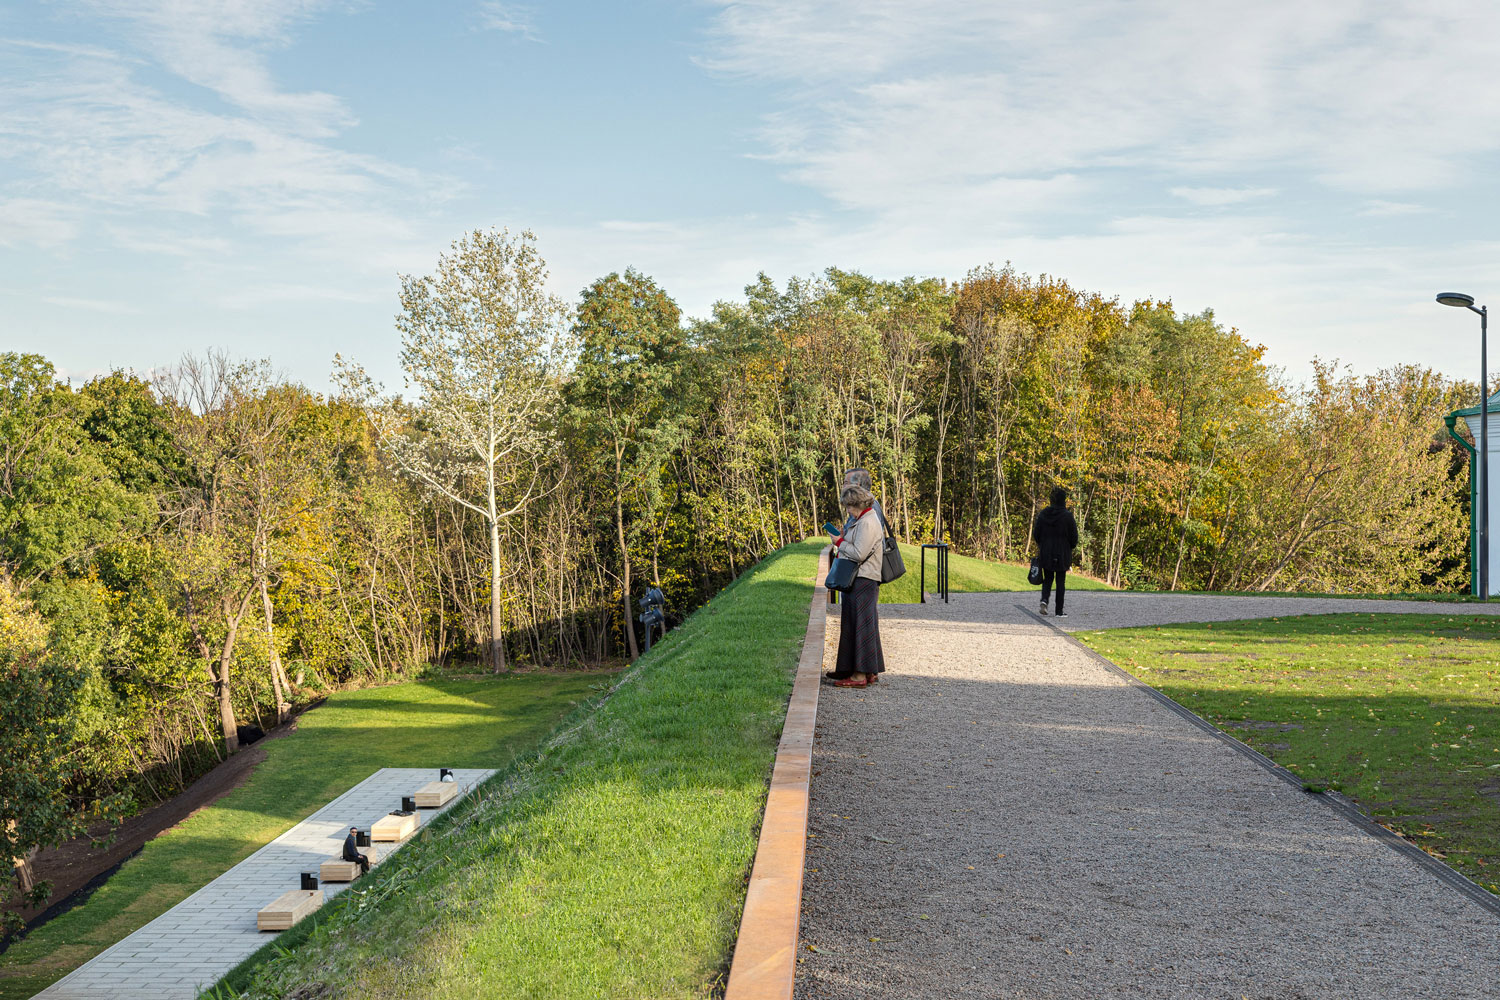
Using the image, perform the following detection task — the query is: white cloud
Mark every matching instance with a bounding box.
[1171,187,1278,207]
[0,1,447,275]
[0,199,80,248]
[1359,199,1425,217]
[705,1,1500,197]
[40,295,143,314]
[477,2,538,40]
[677,0,1500,380]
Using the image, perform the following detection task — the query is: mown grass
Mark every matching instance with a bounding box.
[0,672,601,1000]
[207,540,821,1000]
[1136,589,1480,602]
[1078,613,1500,892]
[877,542,1113,604]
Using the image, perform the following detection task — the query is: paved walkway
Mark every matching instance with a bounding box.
[797,594,1500,999]
[36,768,492,1000]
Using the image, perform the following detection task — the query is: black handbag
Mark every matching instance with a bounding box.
[1027,557,1044,586]
[825,556,859,592]
[872,505,906,584]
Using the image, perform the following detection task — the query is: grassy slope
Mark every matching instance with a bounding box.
[212,540,821,1000]
[0,673,602,1000]
[1079,613,1500,893]
[878,542,1113,604]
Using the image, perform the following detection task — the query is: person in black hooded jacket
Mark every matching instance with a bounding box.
[1032,486,1079,617]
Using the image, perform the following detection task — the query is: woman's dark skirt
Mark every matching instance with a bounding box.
[834,577,885,677]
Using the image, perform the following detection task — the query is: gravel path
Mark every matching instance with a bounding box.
[796,594,1500,999]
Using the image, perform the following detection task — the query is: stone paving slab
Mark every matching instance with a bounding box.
[36,767,492,1000]
[798,597,1500,999]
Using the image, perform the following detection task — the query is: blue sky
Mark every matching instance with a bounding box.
[4,0,1499,391]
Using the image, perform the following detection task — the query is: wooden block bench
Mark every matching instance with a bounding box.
[319,844,378,882]
[370,811,419,842]
[414,780,457,808]
[257,889,322,931]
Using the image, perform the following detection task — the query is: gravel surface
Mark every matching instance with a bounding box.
[796,595,1500,999]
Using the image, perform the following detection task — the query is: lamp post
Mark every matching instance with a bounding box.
[1438,292,1489,600]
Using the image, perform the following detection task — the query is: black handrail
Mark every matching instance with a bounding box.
[920,541,949,603]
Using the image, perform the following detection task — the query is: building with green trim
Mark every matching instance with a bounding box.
[1444,391,1500,596]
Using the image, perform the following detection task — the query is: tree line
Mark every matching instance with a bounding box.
[0,229,1473,918]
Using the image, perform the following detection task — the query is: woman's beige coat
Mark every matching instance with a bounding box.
[837,508,885,583]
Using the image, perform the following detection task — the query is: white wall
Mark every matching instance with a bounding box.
[1461,410,1500,598]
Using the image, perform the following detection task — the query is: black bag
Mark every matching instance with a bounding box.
[825,556,860,592]
[872,505,906,584]
[1027,557,1044,586]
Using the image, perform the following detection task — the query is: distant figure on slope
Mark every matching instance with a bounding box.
[827,482,886,688]
[1033,486,1079,618]
[343,827,372,876]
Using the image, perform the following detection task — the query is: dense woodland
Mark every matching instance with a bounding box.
[0,229,1476,917]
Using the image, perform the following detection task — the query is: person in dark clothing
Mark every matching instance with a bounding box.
[1032,486,1079,617]
[343,827,371,875]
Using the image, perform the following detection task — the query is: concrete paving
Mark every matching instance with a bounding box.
[35,767,492,1000]
[797,594,1500,999]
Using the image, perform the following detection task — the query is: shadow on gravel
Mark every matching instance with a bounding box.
[802,660,1500,1000]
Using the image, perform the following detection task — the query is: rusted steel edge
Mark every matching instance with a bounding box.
[723,547,831,1000]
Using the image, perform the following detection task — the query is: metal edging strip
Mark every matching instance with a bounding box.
[723,549,830,1000]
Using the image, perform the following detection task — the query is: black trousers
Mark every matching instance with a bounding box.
[353,852,371,875]
[1041,567,1067,612]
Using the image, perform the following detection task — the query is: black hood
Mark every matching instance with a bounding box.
[1036,504,1068,526]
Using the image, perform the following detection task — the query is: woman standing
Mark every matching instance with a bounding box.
[1033,486,1079,618]
[828,482,885,688]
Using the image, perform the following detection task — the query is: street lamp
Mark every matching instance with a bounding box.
[1438,292,1489,600]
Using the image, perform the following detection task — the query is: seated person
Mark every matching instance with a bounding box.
[342,826,371,875]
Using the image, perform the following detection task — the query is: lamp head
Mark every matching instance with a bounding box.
[1437,291,1477,308]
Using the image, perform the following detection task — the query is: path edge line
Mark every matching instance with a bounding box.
[723,548,830,1000]
[1021,605,1500,920]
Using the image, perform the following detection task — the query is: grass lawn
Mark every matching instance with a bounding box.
[208,540,821,1000]
[877,542,1113,604]
[1078,613,1500,893]
[1149,589,1480,602]
[0,672,603,1000]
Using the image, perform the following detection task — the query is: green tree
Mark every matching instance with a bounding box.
[0,354,147,584]
[0,576,126,930]
[568,269,686,661]
[336,229,569,670]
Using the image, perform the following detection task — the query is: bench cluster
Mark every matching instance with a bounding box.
[255,774,459,932]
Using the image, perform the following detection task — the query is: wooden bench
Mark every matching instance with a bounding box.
[414,780,457,808]
[257,889,322,931]
[370,811,419,842]
[319,845,378,882]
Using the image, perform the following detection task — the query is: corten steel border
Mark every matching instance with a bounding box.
[723,548,831,1000]
[1022,605,1500,920]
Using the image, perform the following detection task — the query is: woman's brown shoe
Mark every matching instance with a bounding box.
[832,675,868,688]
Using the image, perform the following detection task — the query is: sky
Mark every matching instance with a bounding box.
[3,0,1500,391]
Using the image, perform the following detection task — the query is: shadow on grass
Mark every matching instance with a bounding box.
[1079,612,1500,893]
